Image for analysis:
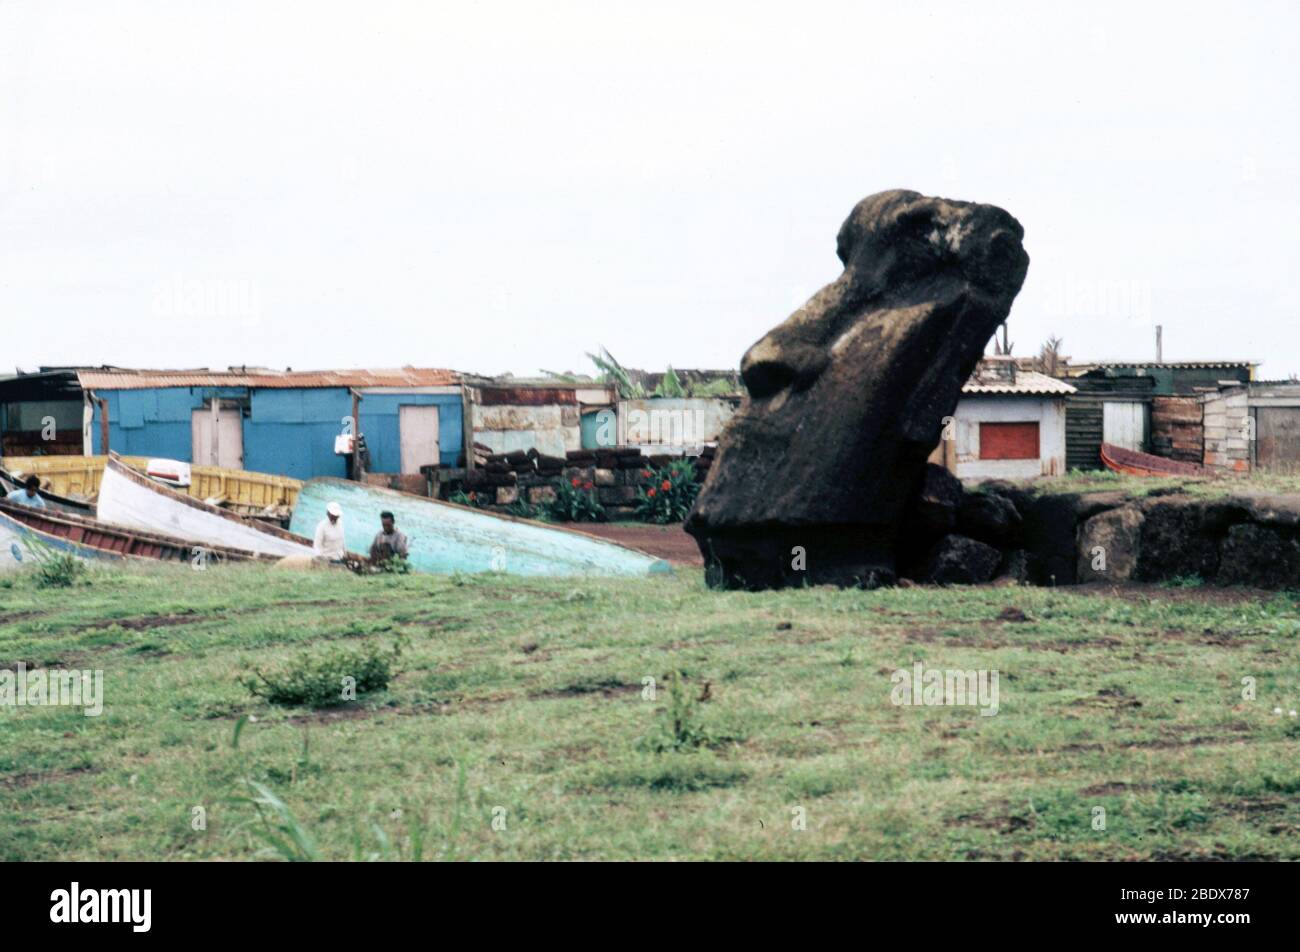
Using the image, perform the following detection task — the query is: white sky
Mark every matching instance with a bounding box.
[2,1,1297,379]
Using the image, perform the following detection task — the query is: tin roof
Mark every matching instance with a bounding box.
[1074,361,1257,371]
[76,367,461,391]
[962,369,1076,396]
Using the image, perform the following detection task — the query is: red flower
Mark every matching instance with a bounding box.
[583,481,594,490]
[571,477,581,487]
[641,469,651,478]
[661,480,672,491]
[647,488,656,498]
[468,491,476,501]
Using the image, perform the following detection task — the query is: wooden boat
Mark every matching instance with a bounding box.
[0,500,273,571]
[0,454,301,517]
[0,466,95,515]
[96,453,315,558]
[1100,442,1212,477]
[289,477,672,577]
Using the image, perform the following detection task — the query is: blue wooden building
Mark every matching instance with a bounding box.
[72,367,466,480]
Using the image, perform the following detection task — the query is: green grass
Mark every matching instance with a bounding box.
[1,561,1298,860]
[990,468,1300,499]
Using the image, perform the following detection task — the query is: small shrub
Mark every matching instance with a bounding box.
[374,555,410,574]
[634,459,699,524]
[243,640,401,708]
[504,498,543,520]
[547,478,605,522]
[639,671,712,753]
[449,489,491,509]
[24,536,87,589]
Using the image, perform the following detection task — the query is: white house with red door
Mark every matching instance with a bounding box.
[932,356,1076,481]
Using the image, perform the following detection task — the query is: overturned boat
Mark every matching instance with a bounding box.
[1100,442,1213,477]
[0,499,273,571]
[96,453,314,558]
[0,454,301,518]
[290,478,672,577]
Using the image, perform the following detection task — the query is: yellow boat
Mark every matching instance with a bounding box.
[0,455,301,517]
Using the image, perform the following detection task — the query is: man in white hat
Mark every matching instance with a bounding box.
[313,501,347,561]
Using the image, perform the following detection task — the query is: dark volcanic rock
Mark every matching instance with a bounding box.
[897,463,965,578]
[957,491,1023,547]
[1217,523,1300,587]
[1135,496,1248,582]
[923,535,1002,585]
[911,463,964,537]
[685,190,1029,588]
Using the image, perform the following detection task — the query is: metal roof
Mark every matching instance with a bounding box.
[1077,361,1257,370]
[76,367,462,391]
[962,370,1077,396]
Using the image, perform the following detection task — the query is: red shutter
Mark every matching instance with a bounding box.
[979,422,1039,460]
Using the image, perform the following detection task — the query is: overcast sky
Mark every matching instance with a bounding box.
[3,1,1297,380]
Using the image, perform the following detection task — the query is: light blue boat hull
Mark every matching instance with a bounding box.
[290,479,672,577]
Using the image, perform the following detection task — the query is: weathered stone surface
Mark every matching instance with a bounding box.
[957,491,1023,547]
[593,468,617,487]
[1077,505,1144,582]
[686,190,1029,588]
[527,485,557,505]
[922,534,1002,585]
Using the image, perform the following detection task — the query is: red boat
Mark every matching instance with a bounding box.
[1100,442,1212,477]
[0,499,275,568]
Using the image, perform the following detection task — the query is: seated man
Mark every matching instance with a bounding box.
[312,501,347,561]
[369,510,409,565]
[5,475,47,509]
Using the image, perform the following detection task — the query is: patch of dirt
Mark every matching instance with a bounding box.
[529,678,640,701]
[996,607,1031,623]
[93,610,204,632]
[572,523,703,566]
[1078,781,1153,796]
[0,764,99,791]
[1146,848,1278,862]
[0,611,40,626]
[948,808,1037,834]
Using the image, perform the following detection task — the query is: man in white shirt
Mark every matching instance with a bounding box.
[4,475,48,509]
[313,501,347,561]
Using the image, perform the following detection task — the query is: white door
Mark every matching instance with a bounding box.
[399,405,440,474]
[191,403,244,468]
[1103,401,1147,452]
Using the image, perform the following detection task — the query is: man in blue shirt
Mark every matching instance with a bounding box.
[4,475,47,509]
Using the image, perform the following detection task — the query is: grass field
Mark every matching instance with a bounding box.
[995,469,1300,499]
[2,560,1298,861]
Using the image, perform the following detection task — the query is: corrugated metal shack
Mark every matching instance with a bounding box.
[1059,362,1255,469]
[464,377,617,458]
[71,367,463,481]
[0,367,91,456]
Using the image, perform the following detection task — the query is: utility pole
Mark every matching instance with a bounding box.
[1155,325,1163,363]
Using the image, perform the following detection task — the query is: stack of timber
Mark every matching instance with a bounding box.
[1150,396,1204,463]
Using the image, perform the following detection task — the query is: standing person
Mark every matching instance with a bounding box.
[4,475,47,509]
[313,501,347,561]
[368,510,409,565]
